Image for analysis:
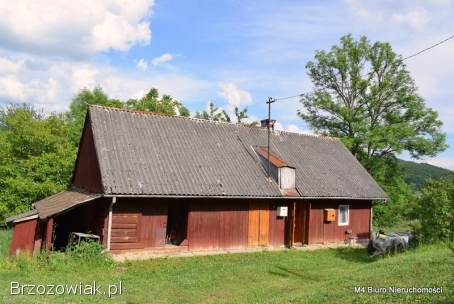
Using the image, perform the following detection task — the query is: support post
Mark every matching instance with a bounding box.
[45,218,54,253]
[107,196,117,251]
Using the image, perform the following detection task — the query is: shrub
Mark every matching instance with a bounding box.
[416,174,454,243]
[66,240,113,267]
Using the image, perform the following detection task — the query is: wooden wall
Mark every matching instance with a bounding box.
[188,199,249,250]
[110,198,168,250]
[107,198,288,251]
[9,218,38,256]
[188,199,287,250]
[268,202,287,247]
[307,200,371,244]
[72,118,103,193]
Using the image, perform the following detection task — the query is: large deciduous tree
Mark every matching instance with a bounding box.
[195,101,230,122]
[0,105,76,221]
[126,88,190,117]
[299,35,447,178]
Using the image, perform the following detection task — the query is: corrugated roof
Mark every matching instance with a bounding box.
[88,106,388,199]
[5,209,38,224]
[33,189,101,219]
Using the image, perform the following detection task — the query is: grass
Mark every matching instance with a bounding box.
[0,228,453,303]
[0,229,11,259]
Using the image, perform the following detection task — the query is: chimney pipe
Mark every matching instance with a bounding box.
[260,119,276,131]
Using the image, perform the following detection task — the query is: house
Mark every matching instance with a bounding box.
[6,105,387,256]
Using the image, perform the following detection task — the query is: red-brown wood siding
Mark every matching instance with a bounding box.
[188,199,249,250]
[9,218,38,256]
[268,202,286,247]
[307,200,371,244]
[72,119,103,193]
[111,198,168,250]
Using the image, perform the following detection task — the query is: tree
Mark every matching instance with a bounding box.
[416,173,454,243]
[67,87,190,145]
[126,88,190,117]
[234,107,248,124]
[299,35,447,178]
[67,87,123,145]
[195,101,230,122]
[0,105,76,222]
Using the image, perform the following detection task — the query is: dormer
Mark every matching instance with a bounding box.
[254,147,298,196]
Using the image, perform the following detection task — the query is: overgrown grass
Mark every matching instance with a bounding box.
[0,229,11,259]
[0,228,452,303]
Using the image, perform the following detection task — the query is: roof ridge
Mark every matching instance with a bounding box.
[89,105,338,141]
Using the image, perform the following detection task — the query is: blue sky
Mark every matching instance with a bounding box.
[0,0,454,169]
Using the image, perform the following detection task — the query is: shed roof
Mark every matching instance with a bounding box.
[88,106,387,199]
[33,189,101,219]
[5,209,38,224]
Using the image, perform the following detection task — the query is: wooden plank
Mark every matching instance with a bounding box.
[112,215,138,224]
[111,229,136,237]
[111,236,137,243]
[259,202,269,246]
[248,202,260,247]
[111,242,144,250]
[112,223,137,229]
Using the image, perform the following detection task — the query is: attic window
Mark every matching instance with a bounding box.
[254,147,296,190]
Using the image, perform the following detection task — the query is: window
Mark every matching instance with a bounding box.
[338,205,349,226]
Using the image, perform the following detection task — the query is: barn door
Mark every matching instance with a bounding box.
[248,201,269,247]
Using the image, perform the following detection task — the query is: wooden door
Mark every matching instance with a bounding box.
[293,202,307,245]
[248,201,269,247]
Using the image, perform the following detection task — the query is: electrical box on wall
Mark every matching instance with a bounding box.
[324,208,336,222]
[277,206,288,217]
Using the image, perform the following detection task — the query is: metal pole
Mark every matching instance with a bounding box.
[266,97,275,177]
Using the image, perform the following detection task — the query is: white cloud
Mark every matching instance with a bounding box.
[0,75,26,100]
[392,8,430,30]
[345,0,384,24]
[0,53,211,111]
[0,57,23,75]
[136,58,148,70]
[274,121,314,135]
[0,0,154,57]
[218,83,252,108]
[151,53,173,66]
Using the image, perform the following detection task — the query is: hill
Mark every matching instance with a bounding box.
[398,159,452,189]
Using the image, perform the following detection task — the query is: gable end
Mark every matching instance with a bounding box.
[71,114,103,193]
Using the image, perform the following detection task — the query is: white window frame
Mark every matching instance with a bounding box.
[338,204,349,226]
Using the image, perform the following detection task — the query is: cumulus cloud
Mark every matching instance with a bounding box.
[136,58,148,70]
[151,53,173,66]
[0,53,210,111]
[392,8,430,30]
[0,0,154,58]
[218,83,252,108]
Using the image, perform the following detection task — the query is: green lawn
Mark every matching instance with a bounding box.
[0,228,453,304]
